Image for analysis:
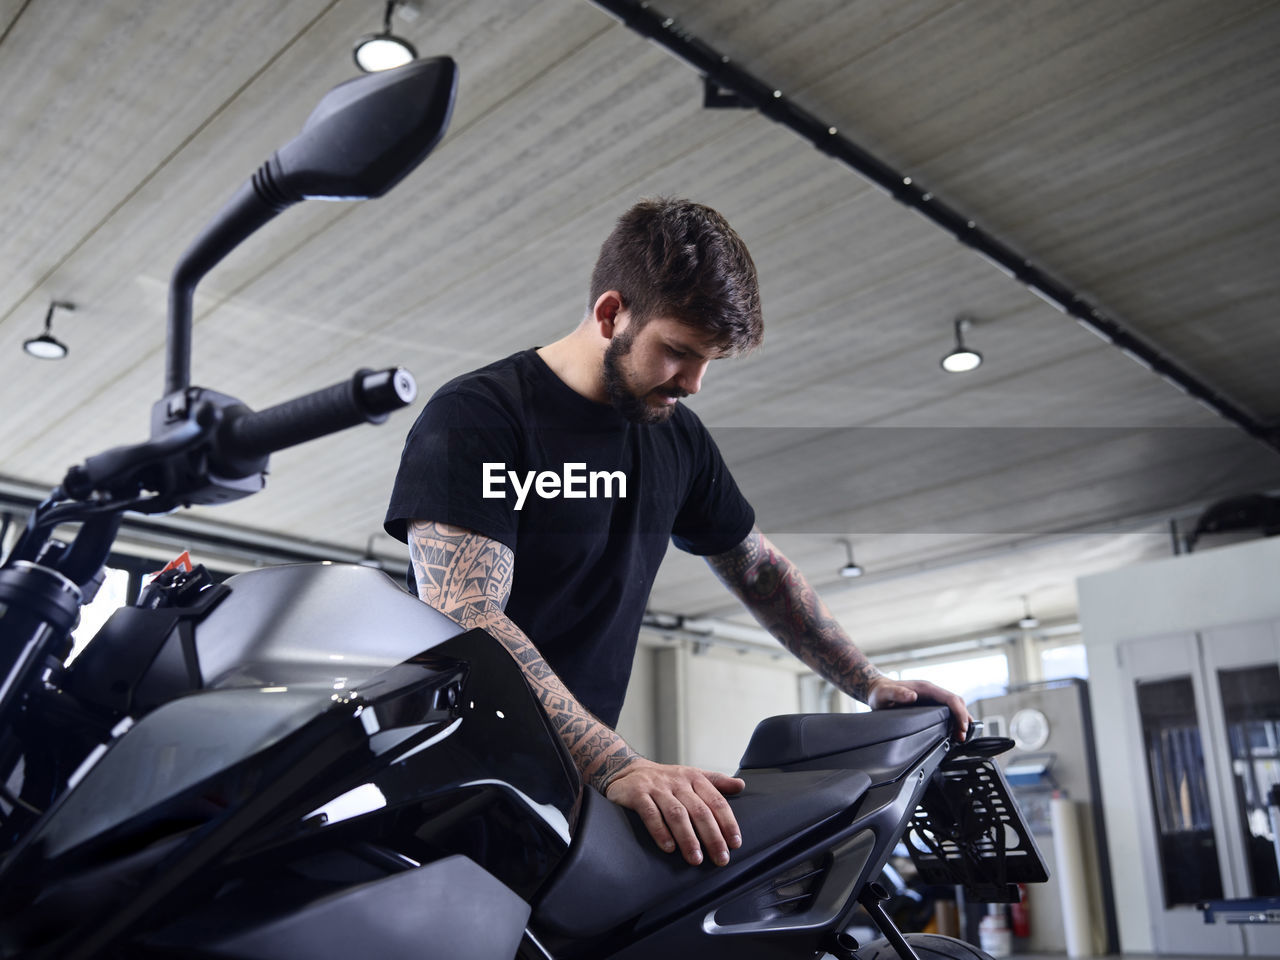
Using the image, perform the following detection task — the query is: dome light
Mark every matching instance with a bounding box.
[354,2,417,73]
[941,315,982,373]
[23,301,74,360]
[837,538,864,578]
[1018,594,1040,630]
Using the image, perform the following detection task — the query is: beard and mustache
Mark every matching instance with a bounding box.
[601,325,689,425]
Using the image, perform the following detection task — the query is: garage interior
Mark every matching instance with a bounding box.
[1,1,1279,957]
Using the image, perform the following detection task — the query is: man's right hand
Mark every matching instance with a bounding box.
[604,757,745,866]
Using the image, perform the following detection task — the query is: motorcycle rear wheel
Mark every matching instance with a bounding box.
[857,933,996,960]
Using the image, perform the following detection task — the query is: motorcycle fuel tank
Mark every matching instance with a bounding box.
[195,562,463,689]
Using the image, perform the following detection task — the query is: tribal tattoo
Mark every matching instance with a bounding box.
[706,527,883,702]
[408,520,639,790]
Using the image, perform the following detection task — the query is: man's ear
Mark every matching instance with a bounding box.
[592,290,626,340]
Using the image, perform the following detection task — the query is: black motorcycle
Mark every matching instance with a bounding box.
[0,57,1046,960]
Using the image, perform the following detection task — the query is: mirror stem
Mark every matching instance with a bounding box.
[165,168,297,397]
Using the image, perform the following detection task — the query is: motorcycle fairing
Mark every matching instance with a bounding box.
[0,567,582,957]
[139,854,529,960]
[37,685,354,861]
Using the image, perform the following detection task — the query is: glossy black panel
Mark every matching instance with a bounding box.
[33,685,340,860]
[0,626,577,956]
[143,855,527,960]
[288,630,582,899]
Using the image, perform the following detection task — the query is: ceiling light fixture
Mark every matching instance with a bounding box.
[837,538,864,579]
[23,301,75,360]
[1018,594,1040,630]
[353,1,417,73]
[940,314,982,373]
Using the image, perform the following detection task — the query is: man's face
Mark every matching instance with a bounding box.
[602,314,722,424]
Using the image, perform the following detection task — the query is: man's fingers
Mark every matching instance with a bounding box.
[693,777,743,855]
[929,689,971,740]
[661,796,704,865]
[631,794,677,854]
[913,680,971,741]
[604,760,747,865]
[949,695,973,741]
[705,771,746,795]
[673,787,728,866]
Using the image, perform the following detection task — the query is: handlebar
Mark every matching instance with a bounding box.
[5,367,418,576]
[221,367,417,460]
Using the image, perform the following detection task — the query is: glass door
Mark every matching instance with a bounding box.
[1202,621,1280,956]
[1219,664,1280,897]
[1135,675,1224,906]
[1121,632,1243,956]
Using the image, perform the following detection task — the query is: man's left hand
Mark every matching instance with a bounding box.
[866,677,972,741]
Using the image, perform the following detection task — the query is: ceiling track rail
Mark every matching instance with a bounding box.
[589,0,1280,455]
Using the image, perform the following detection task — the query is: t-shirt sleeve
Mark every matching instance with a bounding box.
[383,387,522,550]
[670,421,755,556]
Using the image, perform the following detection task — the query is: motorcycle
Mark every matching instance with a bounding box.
[0,55,1047,960]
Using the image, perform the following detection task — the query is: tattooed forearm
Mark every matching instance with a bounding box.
[408,520,639,790]
[706,527,883,702]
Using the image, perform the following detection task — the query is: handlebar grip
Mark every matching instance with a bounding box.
[222,367,416,460]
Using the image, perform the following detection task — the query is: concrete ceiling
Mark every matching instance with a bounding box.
[2,0,1278,656]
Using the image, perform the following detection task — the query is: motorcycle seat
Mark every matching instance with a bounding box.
[533,765,871,940]
[738,705,951,772]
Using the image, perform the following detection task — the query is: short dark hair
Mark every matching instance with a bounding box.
[589,198,763,354]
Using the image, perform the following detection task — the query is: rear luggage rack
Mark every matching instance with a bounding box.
[903,755,1048,902]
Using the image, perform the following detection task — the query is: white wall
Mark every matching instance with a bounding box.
[615,644,658,760]
[1077,535,1280,954]
[617,633,804,773]
[683,650,801,773]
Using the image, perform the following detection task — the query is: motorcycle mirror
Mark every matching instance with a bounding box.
[273,55,458,201]
[164,57,458,397]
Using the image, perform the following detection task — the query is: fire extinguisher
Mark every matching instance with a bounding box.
[1010,882,1031,939]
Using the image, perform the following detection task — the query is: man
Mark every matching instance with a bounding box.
[385,198,969,870]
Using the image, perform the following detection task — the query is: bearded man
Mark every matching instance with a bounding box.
[385,198,968,868]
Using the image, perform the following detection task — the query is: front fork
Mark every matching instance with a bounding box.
[0,562,80,741]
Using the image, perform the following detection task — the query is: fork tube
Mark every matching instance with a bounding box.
[0,563,80,732]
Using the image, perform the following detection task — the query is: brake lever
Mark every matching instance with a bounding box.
[62,402,218,501]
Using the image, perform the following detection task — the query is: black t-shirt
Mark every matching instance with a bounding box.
[384,349,754,726]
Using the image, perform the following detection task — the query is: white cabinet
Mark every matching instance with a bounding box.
[1078,535,1280,956]
[1119,627,1280,955]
